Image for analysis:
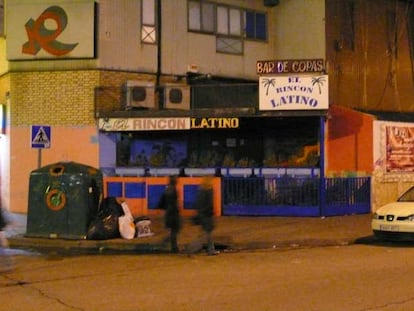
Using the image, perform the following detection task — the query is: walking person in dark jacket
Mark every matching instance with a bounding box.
[157,175,181,253]
[0,204,13,272]
[189,176,218,255]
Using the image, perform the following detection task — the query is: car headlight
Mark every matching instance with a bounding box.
[373,213,380,219]
[408,214,414,221]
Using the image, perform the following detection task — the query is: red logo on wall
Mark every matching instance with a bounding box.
[22,6,78,56]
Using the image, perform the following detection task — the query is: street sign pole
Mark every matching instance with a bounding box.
[38,149,42,169]
[31,125,51,169]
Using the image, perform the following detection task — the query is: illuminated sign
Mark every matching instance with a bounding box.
[256,59,325,75]
[99,118,191,131]
[98,117,241,131]
[259,75,329,111]
[191,118,239,129]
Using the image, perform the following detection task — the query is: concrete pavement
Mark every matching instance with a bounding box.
[3,212,375,254]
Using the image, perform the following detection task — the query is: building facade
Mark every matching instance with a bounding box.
[0,0,413,214]
[0,0,325,213]
[326,0,414,210]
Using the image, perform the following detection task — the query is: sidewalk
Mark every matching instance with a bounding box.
[4,212,374,254]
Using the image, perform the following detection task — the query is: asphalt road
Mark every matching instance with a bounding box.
[2,241,414,311]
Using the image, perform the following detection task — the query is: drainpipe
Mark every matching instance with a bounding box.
[156,0,162,87]
[155,0,162,109]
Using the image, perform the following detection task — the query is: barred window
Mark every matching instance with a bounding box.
[141,0,156,44]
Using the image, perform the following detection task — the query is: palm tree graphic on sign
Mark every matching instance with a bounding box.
[311,76,326,94]
[262,78,276,96]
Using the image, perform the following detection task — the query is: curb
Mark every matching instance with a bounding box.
[7,234,361,255]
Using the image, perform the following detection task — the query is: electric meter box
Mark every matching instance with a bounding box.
[26,162,103,239]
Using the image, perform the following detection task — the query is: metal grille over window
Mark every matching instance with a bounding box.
[141,26,156,43]
[216,37,243,54]
[141,0,156,43]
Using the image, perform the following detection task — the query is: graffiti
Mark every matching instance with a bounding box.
[22,6,78,56]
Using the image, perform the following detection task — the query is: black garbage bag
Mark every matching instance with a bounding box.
[87,197,124,240]
[87,214,120,240]
[99,197,124,217]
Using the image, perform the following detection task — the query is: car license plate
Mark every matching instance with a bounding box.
[380,224,399,231]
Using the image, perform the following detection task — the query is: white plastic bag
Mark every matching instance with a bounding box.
[118,202,136,240]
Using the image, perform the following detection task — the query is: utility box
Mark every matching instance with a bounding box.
[26,162,103,239]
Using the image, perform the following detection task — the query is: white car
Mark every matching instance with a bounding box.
[372,186,414,241]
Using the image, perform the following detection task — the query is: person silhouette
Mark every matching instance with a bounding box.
[157,176,181,253]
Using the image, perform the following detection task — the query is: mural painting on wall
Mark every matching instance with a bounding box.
[386,125,414,172]
[7,2,95,60]
[129,140,187,168]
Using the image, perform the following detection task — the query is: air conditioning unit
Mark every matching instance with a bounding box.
[163,84,190,110]
[123,80,156,109]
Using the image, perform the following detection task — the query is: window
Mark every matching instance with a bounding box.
[188,1,268,54]
[141,0,156,44]
[0,0,5,37]
[387,11,398,57]
[341,0,355,51]
[0,0,4,37]
[188,0,215,33]
[217,6,242,36]
[216,5,243,54]
[245,11,267,41]
[409,6,414,73]
[112,117,319,169]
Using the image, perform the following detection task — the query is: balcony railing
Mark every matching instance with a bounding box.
[222,176,371,217]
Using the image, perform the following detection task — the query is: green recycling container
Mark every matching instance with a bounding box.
[26,162,103,239]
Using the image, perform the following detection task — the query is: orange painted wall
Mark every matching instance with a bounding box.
[326,105,374,174]
[10,126,99,213]
[103,176,222,217]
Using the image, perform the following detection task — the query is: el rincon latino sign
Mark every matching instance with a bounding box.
[257,59,329,111]
[98,117,240,131]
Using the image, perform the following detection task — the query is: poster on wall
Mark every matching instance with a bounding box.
[259,75,329,111]
[386,125,414,172]
[6,0,95,60]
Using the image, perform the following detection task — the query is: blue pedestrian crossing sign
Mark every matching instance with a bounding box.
[31,125,51,148]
